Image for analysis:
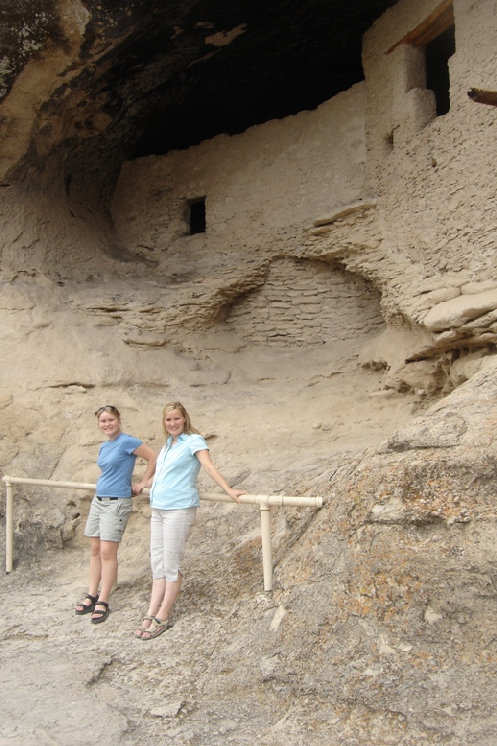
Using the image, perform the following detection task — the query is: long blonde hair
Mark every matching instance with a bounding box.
[162,401,200,437]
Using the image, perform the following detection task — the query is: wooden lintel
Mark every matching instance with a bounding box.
[387,0,454,54]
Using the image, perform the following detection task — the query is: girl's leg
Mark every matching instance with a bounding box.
[141,510,194,638]
[135,510,166,636]
[137,575,181,635]
[95,540,119,604]
[92,498,131,618]
[91,540,118,621]
[156,572,182,621]
[140,576,182,639]
[88,537,102,597]
[146,577,167,617]
[75,537,101,612]
[155,508,188,622]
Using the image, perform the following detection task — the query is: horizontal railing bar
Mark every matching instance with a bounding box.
[201,492,323,507]
[3,475,324,586]
[2,476,96,490]
[1,476,323,508]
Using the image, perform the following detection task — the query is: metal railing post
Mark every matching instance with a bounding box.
[260,503,273,592]
[5,477,13,573]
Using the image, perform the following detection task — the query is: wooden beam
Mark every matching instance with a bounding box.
[387,0,454,54]
[467,88,497,107]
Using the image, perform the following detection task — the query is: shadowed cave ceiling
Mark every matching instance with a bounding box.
[1,0,398,180]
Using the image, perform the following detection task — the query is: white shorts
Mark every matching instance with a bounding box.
[150,507,197,581]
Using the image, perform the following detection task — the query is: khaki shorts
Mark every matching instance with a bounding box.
[84,496,133,543]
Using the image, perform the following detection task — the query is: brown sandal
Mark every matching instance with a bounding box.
[134,615,155,638]
[140,616,171,640]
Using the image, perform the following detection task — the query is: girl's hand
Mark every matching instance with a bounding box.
[227,488,246,504]
[132,482,146,496]
[195,449,246,503]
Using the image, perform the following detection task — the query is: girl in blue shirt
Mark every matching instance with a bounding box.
[75,405,156,623]
[135,401,245,640]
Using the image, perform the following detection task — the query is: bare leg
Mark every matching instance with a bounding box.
[88,537,102,596]
[134,578,166,636]
[96,540,119,603]
[156,573,182,622]
[75,537,101,612]
[92,540,118,621]
[140,574,182,639]
[146,578,167,617]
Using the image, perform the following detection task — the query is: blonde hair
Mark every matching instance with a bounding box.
[162,401,199,437]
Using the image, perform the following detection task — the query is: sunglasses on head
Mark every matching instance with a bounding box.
[95,405,120,417]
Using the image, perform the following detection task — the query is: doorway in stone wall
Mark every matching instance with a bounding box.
[426,22,454,116]
[388,0,455,118]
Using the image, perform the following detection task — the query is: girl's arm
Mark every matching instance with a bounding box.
[195,449,246,503]
[132,444,157,495]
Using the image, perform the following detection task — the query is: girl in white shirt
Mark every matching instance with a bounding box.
[135,401,245,640]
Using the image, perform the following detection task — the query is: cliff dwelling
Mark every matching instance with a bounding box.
[2,0,497,743]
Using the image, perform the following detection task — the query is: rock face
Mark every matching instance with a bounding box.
[1,0,497,743]
[0,0,398,169]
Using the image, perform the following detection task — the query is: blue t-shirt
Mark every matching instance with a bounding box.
[96,432,143,498]
[150,432,208,510]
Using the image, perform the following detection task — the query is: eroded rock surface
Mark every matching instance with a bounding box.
[1,0,497,743]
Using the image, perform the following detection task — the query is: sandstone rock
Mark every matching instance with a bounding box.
[424,289,497,332]
[2,0,497,743]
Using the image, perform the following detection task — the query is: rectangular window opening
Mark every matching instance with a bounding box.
[189,198,206,235]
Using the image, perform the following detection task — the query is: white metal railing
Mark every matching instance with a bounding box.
[2,475,324,591]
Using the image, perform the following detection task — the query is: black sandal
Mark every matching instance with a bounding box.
[91,601,110,624]
[75,593,99,615]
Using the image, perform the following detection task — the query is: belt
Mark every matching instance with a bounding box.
[96,496,119,501]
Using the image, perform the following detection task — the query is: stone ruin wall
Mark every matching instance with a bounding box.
[224,258,383,348]
[0,0,495,392]
[361,0,497,334]
[112,87,365,256]
[111,0,497,386]
[111,85,386,349]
